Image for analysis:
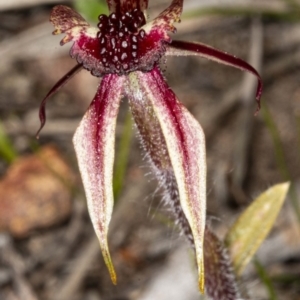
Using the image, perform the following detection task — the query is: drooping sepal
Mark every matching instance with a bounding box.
[166,40,263,112]
[126,67,206,292]
[73,74,125,285]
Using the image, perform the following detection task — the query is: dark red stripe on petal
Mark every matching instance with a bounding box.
[73,74,124,285]
[127,67,206,292]
[36,63,83,138]
[168,40,263,112]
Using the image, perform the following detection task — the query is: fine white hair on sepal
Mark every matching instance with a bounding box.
[155,169,243,300]
[204,227,243,300]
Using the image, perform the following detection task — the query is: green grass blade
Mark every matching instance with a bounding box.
[0,123,17,163]
[74,0,108,23]
[113,111,133,200]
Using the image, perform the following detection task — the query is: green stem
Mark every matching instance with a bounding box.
[0,123,17,163]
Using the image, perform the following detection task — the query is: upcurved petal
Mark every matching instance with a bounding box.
[126,67,206,293]
[166,40,263,112]
[73,74,125,285]
[143,0,183,40]
[50,5,105,76]
[36,64,83,138]
[50,5,92,45]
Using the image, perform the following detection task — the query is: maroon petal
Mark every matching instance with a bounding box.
[36,63,83,138]
[73,74,125,285]
[167,40,263,112]
[126,67,206,292]
[204,227,241,300]
[70,34,105,77]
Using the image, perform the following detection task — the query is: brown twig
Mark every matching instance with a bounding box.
[0,235,39,300]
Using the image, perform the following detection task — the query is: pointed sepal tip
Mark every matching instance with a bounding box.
[198,256,205,294]
[98,236,117,285]
[101,241,117,285]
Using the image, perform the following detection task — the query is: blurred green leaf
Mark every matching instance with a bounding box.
[0,123,17,163]
[74,0,108,23]
[225,182,290,275]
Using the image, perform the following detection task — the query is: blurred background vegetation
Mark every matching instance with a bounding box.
[0,0,299,299]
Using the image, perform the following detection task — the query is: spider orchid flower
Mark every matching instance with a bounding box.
[37,0,262,294]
